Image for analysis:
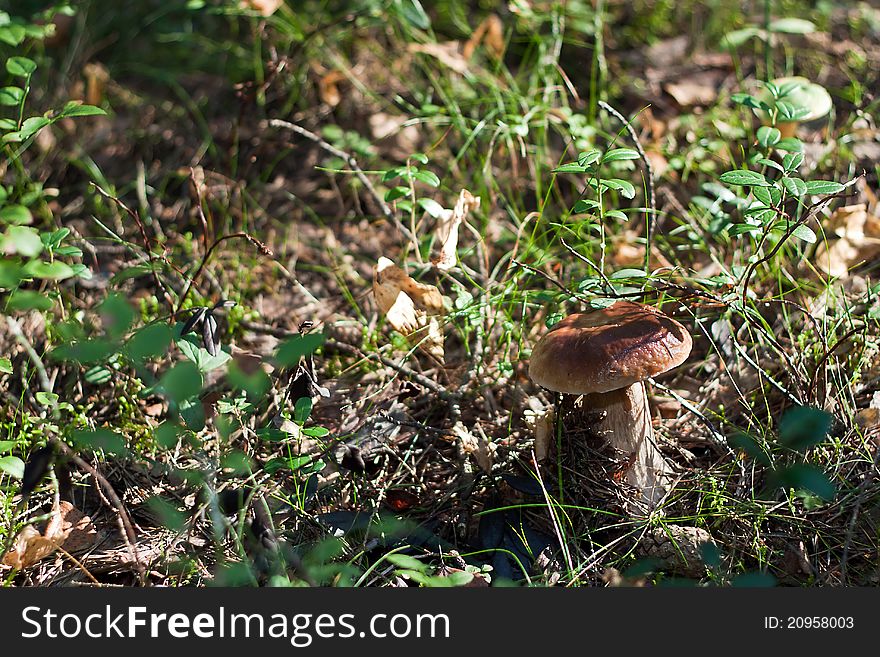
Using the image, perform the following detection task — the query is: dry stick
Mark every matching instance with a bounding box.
[50,440,146,582]
[268,119,417,247]
[91,182,176,310]
[56,545,102,586]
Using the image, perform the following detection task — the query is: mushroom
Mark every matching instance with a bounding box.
[528,300,692,509]
[755,76,832,139]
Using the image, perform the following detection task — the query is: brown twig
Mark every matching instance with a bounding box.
[51,440,146,583]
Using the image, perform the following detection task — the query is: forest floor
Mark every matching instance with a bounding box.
[2,0,880,587]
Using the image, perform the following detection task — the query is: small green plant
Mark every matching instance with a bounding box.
[0,50,104,313]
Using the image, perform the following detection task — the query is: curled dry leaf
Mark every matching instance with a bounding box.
[240,0,283,16]
[372,257,444,361]
[814,204,880,278]
[463,14,504,60]
[83,62,109,107]
[432,189,480,271]
[2,501,97,569]
[318,70,346,107]
[524,404,555,463]
[452,421,495,473]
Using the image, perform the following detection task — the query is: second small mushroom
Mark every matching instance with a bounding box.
[528,300,692,509]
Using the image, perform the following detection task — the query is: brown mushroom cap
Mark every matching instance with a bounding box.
[528,300,692,395]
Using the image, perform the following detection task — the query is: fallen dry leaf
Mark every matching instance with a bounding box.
[83,62,109,107]
[814,204,880,278]
[241,0,283,16]
[524,404,555,462]
[318,70,346,107]
[2,501,97,569]
[408,42,470,75]
[372,257,444,361]
[432,189,480,271]
[463,14,504,60]
[452,421,495,473]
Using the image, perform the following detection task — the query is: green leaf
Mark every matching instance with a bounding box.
[179,396,205,431]
[768,18,815,34]
[294,396,313,425]
[158,361,202,404]
[803,180,845,195]
[731,92,763,109]
[719,170,772,187]
[177,336,231,373]
[23,260,75,280]
[58,101,106,118]
[155,422,185,450]
[756,126,781,148]
[774,138,803,152]
[418,198,445,218]
[609,268,647,279]
[387,553,427,572]
[411,170,440,187]
[597,178,636,199]
[781,177,807,198]
[6,290,53,311]
[577,150,602,167]
[781,152,805,171]
[727,433,772,466]
[753,186,781,206]
[275,333,325,368]
[553,162,587,174]
[601,148,640,163]
[572,199,600,213]
[721,27,762,48]
[728,223,763,237]
[396,0,431,29]
[50,338,118,364]
[220,450,252,475]
[0,260,24,288]
[6,56,36,77]
[71,428,128,455]
[4,225,42,257]
[384,186,410,201]
[0,25,26,47]
[778,405,832,450]
[14,116,51,141]
[125,323,173,362]
[0,86,23,106]
[35,391,58,407]
[0,357,11,373]
[790,224,816,243]
[0,204,32,225]
[0,455,24,479]
[99,294,135,339]
[773,464,836,501]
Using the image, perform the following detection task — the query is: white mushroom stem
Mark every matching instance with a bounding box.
[582,382,673,509]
